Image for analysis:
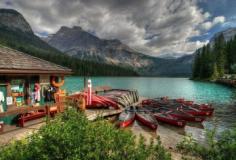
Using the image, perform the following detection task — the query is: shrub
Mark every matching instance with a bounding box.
[0,109,171,160]
[177,128,236,160]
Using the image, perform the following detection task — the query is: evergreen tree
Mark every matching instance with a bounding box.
[199,46,206,78]
[192,49,201,78]
[214,34,226,77]
[193,33,236,79]
[199,45,212,79]
[227,35,236,73]
[211,63,219,79]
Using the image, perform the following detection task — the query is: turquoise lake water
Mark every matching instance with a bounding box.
[63,77,236,131]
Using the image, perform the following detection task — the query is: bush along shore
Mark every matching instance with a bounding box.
[176,127,236,160]
[0,108,171,160]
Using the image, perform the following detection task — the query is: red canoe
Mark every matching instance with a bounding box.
[153,112,186,127]
[177,106,212,116]
[191,104,214,112]
[119,106,135,128]
[135,107,158,130]
[152,107,205,122]
[143,106,189,126]
[175,99,214,114]
[168,110,205,122]
[150,97,214,114]
[150,99,213,117]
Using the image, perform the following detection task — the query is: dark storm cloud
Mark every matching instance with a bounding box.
[0,0,228,56]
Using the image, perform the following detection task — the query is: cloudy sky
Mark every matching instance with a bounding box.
[1,0,236,57]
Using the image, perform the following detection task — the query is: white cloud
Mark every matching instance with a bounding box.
[0,0,217,56]
[213,16,225,24]
[200,16,225,30]
[201,21,214,30]
[203,12,211,19]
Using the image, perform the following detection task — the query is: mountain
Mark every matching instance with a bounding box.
[0,8,192,77]
[211,28,236,42]
[0,9,138,76]
[0,9,33,33]
[46,26,153,68]
[46,26,193,76]
[210,28,236,46]
[157,53,189,59]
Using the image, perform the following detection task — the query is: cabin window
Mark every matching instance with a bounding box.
[11,79,25,107]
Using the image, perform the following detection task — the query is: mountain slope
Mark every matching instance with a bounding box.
[47,26,153,68]
[210,28,236,43]
[0,9,138,76]
[0,9,33,33]
[47,26,193,76]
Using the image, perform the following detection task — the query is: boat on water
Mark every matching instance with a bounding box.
[168,109,205,122]
[143,105,205,122]
[143,106,186,127]
[142,97,214,116]
[191,103,214,112]
[144,97,212,106]
[153,112,186,127]
[135,107,158,130]
[119,106,136,128]
[157,102,212,116]
[168,98,214,113]
[177,105,213,116]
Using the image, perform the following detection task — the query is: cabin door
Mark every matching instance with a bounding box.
[0,85,7,123]
[0,85,15,125]
[0,85,6,112]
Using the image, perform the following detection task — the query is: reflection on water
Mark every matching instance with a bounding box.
[63,77,236,138]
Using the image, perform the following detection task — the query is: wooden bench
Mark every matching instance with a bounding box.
[18,110,46,127]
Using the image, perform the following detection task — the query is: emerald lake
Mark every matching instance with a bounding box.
[63,77,236,131]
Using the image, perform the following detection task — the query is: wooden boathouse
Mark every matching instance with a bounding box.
[0,46,72,130]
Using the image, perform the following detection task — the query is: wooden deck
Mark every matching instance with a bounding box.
[0,118,45,145]
[0,96,145,146]
[0,108,123,146]
[85,109,123,121]
[0,106,46,118]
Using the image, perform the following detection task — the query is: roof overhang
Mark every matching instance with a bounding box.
[0,69,73,75]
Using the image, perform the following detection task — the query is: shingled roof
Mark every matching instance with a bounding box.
[0,46,72,75]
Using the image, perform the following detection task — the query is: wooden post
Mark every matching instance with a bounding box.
[45,105,51,123]
[84,77,86,89]
[80,97,86,111]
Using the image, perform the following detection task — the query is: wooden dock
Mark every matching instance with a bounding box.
[85,109,123,121]
[0,109,123,145]
[84,96,145,121]
[0,93,146,146]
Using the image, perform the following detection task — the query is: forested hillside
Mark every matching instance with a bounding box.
[0,26,138,76]
[192,34,236,80]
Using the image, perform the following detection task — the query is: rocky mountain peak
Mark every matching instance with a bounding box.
[210,28,236,46]
[47,25,101,52]
[58,26,83,33]
[105,39,122,45]
[0,9,33,34]
[44,25,193,76]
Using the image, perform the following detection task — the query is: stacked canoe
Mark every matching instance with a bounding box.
[69,89,139,109]
[69,92,120,109]
[99,89,139,108]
